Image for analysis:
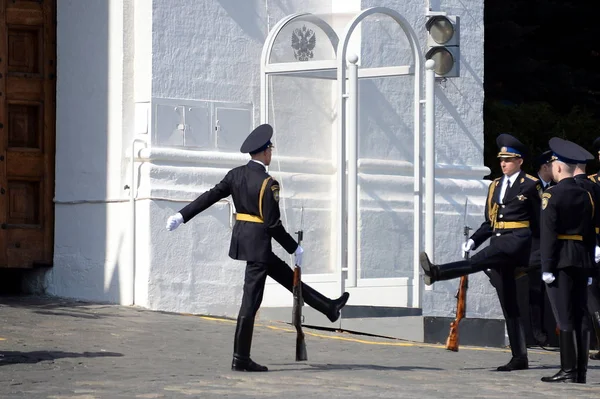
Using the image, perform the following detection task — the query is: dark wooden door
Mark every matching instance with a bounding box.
[0,0,55,268]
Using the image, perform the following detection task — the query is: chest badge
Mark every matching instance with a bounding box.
[516,194,527,201]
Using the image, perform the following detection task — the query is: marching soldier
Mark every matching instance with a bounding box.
[540,137,596,383]
[420,133,541,371]
[165,124,350,372]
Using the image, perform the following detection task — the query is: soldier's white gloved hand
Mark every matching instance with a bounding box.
[461,239,475,258]
[595,246,600,263]
[542,272,555,284]
[166,213,184,231]
[588,277,594,286]
[294,245,304,267]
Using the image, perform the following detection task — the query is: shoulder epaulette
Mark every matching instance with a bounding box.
[525,174,539,181]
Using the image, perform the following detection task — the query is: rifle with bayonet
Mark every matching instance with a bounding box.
[446,198,472,352]
[292,207,308,361]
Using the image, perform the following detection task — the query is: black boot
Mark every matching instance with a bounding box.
[302,285,349,323]
[590,311,600,360]
[497,318,529,371]
[419,252,485,286]
[231,316,268,372]
[541,330,577,382]
[576,329,590,384]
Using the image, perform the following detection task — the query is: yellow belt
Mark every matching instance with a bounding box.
[236,213,263,223]
[494,221,529,230]
[596,227,599,234]
[557,234,583,241]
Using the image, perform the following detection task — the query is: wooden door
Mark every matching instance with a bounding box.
[0,0,55,268]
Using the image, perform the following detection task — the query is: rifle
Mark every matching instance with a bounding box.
[292,207,308,361]
[446,198,472,352]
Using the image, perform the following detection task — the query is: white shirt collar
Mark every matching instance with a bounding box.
[538,174,551,187]
[250,159,266,168]
[505,171,520,186]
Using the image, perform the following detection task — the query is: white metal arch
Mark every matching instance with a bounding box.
[260,7,425,309]
[260,13,340,123]
[336,7,423,308]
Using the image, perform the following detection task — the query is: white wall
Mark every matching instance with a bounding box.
[49,0,137,304]
[49,0,499,322]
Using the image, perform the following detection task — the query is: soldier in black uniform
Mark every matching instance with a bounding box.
[585,137,600,360]
[525,150,555,345]
[420,133,541,371]
[540,137,596,383]
[165,124,350,372]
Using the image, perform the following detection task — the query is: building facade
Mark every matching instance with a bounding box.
[32,0,498,343]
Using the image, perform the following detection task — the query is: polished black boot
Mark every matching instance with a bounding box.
[302,284,349,323]
[576,329,590,383]
[541,330,577,382]
[497,318,529,371]
[589,311,600,360]
[231,316,268,372]
[419,252,485,286]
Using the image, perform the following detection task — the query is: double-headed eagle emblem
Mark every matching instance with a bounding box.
[291,25,316,61]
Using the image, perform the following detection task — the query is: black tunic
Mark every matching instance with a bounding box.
[178,161,298,262]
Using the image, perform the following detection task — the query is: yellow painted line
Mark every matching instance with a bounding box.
[0,337,5,341]
[198,316,236,324]
[186,313,555,356]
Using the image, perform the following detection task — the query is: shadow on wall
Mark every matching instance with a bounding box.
[217,0,268,42]
[37,0,118,303]
[358,79,413,161]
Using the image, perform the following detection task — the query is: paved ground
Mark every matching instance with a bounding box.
[0,296,598,398]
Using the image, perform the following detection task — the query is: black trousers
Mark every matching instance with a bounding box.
[471,245,521,319]
[527,268,547,332]
[234,252,334,360]
[239,254,289,318]
[546,267,589,332]
[238,252,335,321]
[587,279,600,317]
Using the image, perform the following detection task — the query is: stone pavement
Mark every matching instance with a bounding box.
[0,296,598,398]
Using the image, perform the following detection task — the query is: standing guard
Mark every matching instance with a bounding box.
[540,138,596,383]
[165,124,350,372]
[585,137,600,361]
[525,149,555,346]
[420,133,541,371]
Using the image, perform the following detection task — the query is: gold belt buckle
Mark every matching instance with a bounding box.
[497,221,505,229]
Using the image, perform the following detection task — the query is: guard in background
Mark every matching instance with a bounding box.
[586,137,600,360]
[165,124,350,372]
[540,138,596,383]
[420,133,541,371]
[526,149,555,345]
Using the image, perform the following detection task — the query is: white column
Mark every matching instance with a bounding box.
[346,53,359,288]
[424,59,436,290]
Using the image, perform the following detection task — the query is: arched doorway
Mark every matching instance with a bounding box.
[259,7,429,337]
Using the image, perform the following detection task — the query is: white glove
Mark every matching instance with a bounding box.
[542,272,555,284]
[595,246,600,263]
[461,239,475,258]
[294,245,304,267]
[588,278,593,286]
[166,213,184,231]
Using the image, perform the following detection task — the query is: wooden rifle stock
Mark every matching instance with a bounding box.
[446,274,468,351]
[292,265,307,361]
[292,218,307,361]
[447,209,471,352]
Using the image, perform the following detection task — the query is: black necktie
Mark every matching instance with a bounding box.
[503,180,511,203]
